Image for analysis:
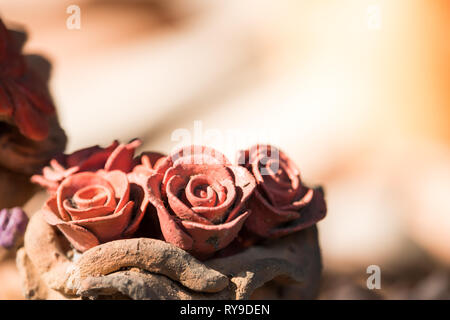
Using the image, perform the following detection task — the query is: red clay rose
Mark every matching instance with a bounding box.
[145,145,256,258]
[237,145,326,239]
[32,139,141,193]
[0,19,55,141]
[40,170,148,252]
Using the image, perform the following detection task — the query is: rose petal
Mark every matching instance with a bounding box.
[14,74,54,114]
[41,198,100,252]
[71,140,119,171]
[146,173,193,251]
[136,151,166,170]
[56,172,116,222]
[30,174,59,191]
[156,145,230,174]
[72,201,135,243]
[130,152,166,183]
[268,187,327,238]
[180,210,251,257]
[122,181,149,237]
[72,185,111,209]
[279,188,314,211]
[224,166,256,223]
[101,170,130,212]
[185,175,217,208]
[31,140,127,194]
[8,81,49,141]
[31,162,79,194]
[0,84,13,115]
[165,175,213,225]
[162,163,234,198]
[54,222,101,252]
[42,162,67,181]
[190,179,236,224]
[245,187,326,238]
[63,199,115,221]
[104,139,141,172]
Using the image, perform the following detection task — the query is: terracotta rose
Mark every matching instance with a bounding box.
[237,145,327,238]
[32,139,141,193]
[40,170,148,252]
[142,146,256,258]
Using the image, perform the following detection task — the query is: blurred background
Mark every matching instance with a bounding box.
[0,0,449,299]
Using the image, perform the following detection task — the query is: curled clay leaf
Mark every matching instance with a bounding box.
[73,227,322,300]
[68,238,229,293]
[77,269,230,300]
[18,209,322,300]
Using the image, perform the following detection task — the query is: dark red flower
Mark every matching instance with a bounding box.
[41,170,148,252]
[237,145,326,239]
[0,19,55,141]
[144,145,256,258]
[32,139,141,193]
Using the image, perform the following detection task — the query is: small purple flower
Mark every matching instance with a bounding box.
[0,207,29,249]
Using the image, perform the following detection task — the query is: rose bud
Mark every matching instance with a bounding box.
[40,170,148,252]
[237,145,327,239]
[0,207,28,249]
[145,145,256,259]
[31,139,142,193]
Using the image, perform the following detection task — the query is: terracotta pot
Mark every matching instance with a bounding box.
[16,211,322,300]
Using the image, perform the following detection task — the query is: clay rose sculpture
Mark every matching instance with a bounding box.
[31,139,168,253]
[17,143,327,300]
[39,168,149,252]
[40,170,149,252]
[32,139,150,252]
[237,145,327,239]
[32,139,142,193]
[0,19,66,208]
[143,146,256,258]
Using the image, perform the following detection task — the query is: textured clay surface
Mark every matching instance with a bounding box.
[17,211,322,300]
